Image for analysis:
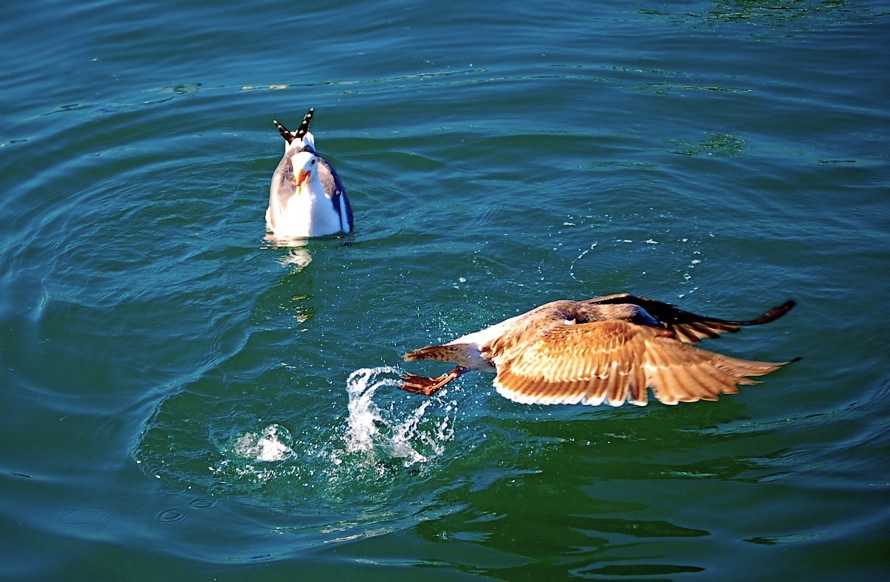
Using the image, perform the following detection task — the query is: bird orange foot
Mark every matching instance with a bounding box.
[399,366,469,396]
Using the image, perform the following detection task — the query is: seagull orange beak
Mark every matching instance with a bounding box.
[292,169,311,189]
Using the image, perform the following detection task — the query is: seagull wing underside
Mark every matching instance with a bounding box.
[491,320,786,406]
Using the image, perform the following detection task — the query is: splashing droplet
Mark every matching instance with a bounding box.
[340,367,455,468]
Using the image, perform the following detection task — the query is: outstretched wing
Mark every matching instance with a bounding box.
[491,320,787,406]
[588,294,795,344]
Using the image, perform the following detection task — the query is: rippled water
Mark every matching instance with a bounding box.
[2,0,889,578]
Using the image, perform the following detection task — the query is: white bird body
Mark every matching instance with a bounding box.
[266,109,353,239]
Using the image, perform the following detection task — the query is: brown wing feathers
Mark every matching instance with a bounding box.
[493,321,786,406]
[493,322,651,406]
[401,296,794,406]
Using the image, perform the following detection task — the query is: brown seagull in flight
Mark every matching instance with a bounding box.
[400,293,795,406]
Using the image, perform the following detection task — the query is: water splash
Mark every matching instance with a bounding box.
[338,367,455,468]
[135,368,467,550]
[232,424,295,462]
[205,367,456,494]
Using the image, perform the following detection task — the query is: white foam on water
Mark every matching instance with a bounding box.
[210,424,298,486]
[232,423,295,462]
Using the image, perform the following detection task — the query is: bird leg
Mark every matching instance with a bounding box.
[399,366,470,396]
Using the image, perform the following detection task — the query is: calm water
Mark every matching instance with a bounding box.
[2,0,888,579]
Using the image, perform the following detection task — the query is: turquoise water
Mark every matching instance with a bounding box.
[2,0,889,578]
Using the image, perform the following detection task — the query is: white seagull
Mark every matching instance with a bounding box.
[266,108,354,239]
[400,293,796,406]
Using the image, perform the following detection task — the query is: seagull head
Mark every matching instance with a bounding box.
[289,146,319,192]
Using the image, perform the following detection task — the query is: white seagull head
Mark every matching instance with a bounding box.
[288,146,322,194]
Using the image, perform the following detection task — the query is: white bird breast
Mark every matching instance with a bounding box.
[266,145,342,238]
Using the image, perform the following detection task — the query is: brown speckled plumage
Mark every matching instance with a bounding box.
[400,293,795,406]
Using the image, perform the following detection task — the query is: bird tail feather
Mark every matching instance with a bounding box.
[404,345,463,363]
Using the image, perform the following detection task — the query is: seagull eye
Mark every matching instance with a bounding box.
[311,159,316,165]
